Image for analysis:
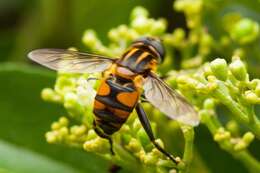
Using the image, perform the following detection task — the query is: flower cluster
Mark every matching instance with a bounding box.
[42,1,260,173]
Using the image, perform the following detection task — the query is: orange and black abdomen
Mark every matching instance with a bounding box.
[93,78,139,135]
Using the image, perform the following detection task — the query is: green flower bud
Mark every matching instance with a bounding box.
[122,134,132,144]
[203,63,213,77]
[220,36,231,47]
[130,6,149,20]
[226,120,239,136]
[55,76,75,95]
[244,90,259,104]
[64,92,84,116]
[41,88,61,103]
[59,127,69,137]
[249,79,260,89]
[82,30,99,47]
[45,131,58,144]
[51,122,61,130]
[203,98,215,110]
[242,132,255,144]
[83,138,109,153]
[169,169,178,173]
[87,129,98,140]
[150,19,167,35]
[131,16,150,34]
[229,59,247,81]
[174,28,185,40]
[70,125,87,136]
[59,117,69,127]
[206,76,218,91]
[255,83,260,97]
[210,58,228,81]
[231,18,259,44]
[143,151,158,165]
[133,118,142,132]
[214,128,231,142]
[234,141,247,151]
[137,128,150,147]
[126,138,142,153]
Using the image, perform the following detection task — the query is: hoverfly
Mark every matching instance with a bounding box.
[28,37,199,164]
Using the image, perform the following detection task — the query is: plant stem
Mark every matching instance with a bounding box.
[202,112,260,173]
[212,85,260,139]
[179,126,195,173]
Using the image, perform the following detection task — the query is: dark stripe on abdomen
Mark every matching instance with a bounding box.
[94,109,126,123]
[95,95,132,112]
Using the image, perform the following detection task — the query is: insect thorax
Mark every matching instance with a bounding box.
[116,47,158,74]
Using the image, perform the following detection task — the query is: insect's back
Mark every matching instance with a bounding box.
[93,77,140,135]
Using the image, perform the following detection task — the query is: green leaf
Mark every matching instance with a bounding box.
[0,63,109,173]
[0,140,81,173]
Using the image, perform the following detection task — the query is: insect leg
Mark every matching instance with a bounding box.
[87,77,99,82]
[135,103,179,164]
[93,121,115,155]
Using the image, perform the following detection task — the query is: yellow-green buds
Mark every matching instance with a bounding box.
[234,132,255,151]
[203,98,215,110]
[41,88,62,103]
[210,58,228,81]
[130,6,149,20]
[229,59,247,81]
[214,128,231,142]
[244,90,259,104]
[230,18,259,44]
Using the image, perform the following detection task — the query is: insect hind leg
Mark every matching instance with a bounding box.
[135,102,180,165]
[93,121,115,155]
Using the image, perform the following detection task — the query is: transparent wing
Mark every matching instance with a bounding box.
[28,49,115,73]
[143,73,199,126]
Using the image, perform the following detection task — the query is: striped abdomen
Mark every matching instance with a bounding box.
[93,78,139,135]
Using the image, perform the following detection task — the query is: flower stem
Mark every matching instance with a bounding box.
[179,126,195,173]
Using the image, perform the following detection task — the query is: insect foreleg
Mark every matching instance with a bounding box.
[93,121,115,155]
[87,77,99,82]
[135,103,180,165]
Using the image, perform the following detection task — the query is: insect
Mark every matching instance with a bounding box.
[28,37,199,164]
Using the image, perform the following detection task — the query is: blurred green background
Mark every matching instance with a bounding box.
[0,0,259,173]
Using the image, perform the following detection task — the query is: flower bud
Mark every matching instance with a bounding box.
[45,132,58,144]
[230,18,259,44]
[210,58,228,81]
[126,138,142,153]
[51,122,61,130]
[226,120,239,135]
[64,92,84,116]
[242,132,255,144]
[203,98,215,110]
[130,6,149,20]
[59,127,69,137]
[229,59,247,81]
[214,128,231,142]
[151,19,167,35]
[82,30,99,47]
[234,141,246,151]
[131,16,150,34]
[137,128,150,147]
[255,83,260,97]
[244,90,259,104]
[41,88,61,102]
[83,138,109,153]
[59,117,69,127]
[143,152,158,165]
